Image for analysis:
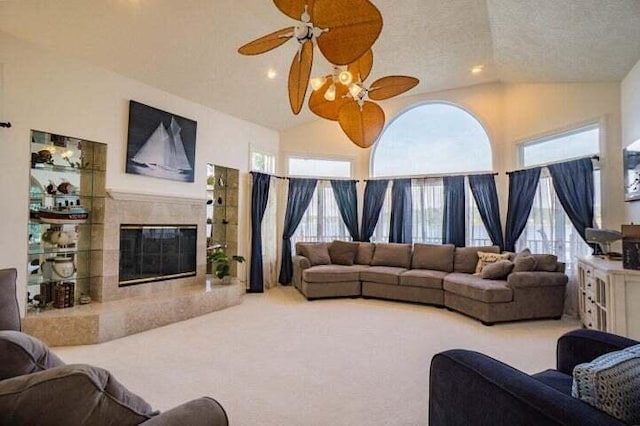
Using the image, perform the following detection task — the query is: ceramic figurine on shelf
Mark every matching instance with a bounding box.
[46,180,57,195]
[57,180,75,195]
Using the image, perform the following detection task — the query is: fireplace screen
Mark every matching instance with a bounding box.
[119,225,197,286]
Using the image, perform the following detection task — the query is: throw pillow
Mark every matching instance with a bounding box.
[328,241,359,266]
[298,243,331,266]
[572,344,640,424]
[371,243,412,269]
[533,254,558,272]
[411,244,455,272]
[513,255,537,272]
[453,246,500,274]
[481,260,514,280]
[0,330,65,380]
[475,251,511,274]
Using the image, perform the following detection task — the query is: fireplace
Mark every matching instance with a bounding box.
[119,225,197,286]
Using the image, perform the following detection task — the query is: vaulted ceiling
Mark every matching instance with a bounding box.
[1,0,639,130]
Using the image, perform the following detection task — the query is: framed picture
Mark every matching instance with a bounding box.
[624,138,640,201]
[126,101,197,182]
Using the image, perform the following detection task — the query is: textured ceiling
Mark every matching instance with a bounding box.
[0,0,639,130]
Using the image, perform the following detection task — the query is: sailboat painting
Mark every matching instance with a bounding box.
[126,101,197,182]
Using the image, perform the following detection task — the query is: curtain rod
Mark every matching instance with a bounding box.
[506,155,600,175]
[249,171,359,182]
[364,171,498,182]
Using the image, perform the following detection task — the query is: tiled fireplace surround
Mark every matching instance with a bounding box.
[24,191,243,346]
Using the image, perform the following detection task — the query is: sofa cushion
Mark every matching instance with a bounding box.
[481,260,514,280]
[298,243,331,266]
[328,241,359,266]
[0,331,65,380]
[303,265,366,283]
[513,254,537,272]
[355,242,375,265]
[411,244,455,272]
[453,246,500,274]
[360,266,407,285]
[443,273,513,303]
[475,251,511,273]
[371,243,412,269]
[533,254,558,272]
[572,344,640,424]
[532,369,573,395]
[400,270,447,289]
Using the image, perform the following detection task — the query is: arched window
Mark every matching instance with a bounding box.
[371,103,492,177]
[370,103,494,246]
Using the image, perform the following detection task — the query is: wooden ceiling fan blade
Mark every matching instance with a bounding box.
[368,76,419,101]
[314,0,382,65]
[338,101,385,148]
[308,78,349,121]
[238,27,295,55]
[274,0,315,21]
[288,40,313,115]
[347,49,374,82]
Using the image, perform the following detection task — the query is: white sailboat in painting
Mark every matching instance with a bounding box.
[129,117,193,181]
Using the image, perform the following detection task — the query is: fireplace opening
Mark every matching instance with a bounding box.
[119,225,197,287]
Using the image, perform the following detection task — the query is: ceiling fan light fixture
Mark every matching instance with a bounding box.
[310,76,327,91]
[338,70,353,86]
[324,84,337,101]
[348,82,364,99]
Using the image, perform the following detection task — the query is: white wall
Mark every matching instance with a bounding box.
[280,81,622,230]
[622,58,640,222]
[0,31,279,312]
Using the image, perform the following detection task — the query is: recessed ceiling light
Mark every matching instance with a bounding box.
[267,69,277,79]
[471,65,484,74]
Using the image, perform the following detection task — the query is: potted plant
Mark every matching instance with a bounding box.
[207,246,245,284]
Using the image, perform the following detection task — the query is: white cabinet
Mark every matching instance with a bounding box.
[577,256,640,340]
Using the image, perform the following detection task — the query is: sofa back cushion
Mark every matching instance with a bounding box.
[453,246,500,274]
[0,268,20,331]
[0,331,65,380]
[355,242,375,265]
[328,241,359,266]
[297,243,331,266]
[533,254,558,272]
[572,344,640,424]
[411,244,455,272]
[371,243,412,269]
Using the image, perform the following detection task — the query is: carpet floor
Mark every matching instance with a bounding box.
[55,286,580,425]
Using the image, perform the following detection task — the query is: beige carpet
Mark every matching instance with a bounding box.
[55,287,580,425]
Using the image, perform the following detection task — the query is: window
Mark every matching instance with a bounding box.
[250,149,276,174]
[370,103,494,244]
[516,124,601,272]
[288,157,351,178]
[371,103,492,177]
[289,156,352,245]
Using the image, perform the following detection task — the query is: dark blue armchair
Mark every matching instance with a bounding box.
[429,329,639,426]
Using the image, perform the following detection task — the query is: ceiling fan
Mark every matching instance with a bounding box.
[308,51,419,148]
[238,0,383,114]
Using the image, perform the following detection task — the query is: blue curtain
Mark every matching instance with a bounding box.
[278,178,318,284]
[548,158,595,250]
[468,174,504,250]
[330,180,359,241]
[248,172,271,293]
[389,178,412,243]
[360,180,389,242]
[504,167,541,252]
[442,176,466,247]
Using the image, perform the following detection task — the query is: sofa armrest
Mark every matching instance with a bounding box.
[429,349,623,426]
[507,271,568,288]
[142,397,228,426]
[556,329,639,375]
[292,255,311,289]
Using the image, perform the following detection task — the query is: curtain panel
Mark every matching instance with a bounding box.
[547,158,595,251]
[292,181,350,245]
[389,178,413,243]
[330,180,359,241]
[278,178,317,285]
[248,172,271,292]
[504,167,542,252]
[442,175,466,247]
[361,180,390,242]
[468,174,504,250]
[412,178,444,244]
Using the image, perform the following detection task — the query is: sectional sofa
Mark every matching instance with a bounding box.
[292,241,568,325]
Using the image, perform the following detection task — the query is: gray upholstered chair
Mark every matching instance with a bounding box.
[0,268,228,425]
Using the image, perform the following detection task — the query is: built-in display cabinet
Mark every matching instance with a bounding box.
[577,256,640,340]
[27,130,106,311]
[206,164,239,276]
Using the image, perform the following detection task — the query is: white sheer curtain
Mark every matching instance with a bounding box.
[412,178,444,244]
[371,184,392,243]
[261,176,279,289]
[466,180,493,247]
[291,181,350,246]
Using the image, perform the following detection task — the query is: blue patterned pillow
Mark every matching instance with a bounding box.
[572,344,640,423]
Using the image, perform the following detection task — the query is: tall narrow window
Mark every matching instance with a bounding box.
[250,148,276,174]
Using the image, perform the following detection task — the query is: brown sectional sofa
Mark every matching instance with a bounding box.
[292,241,568,325]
